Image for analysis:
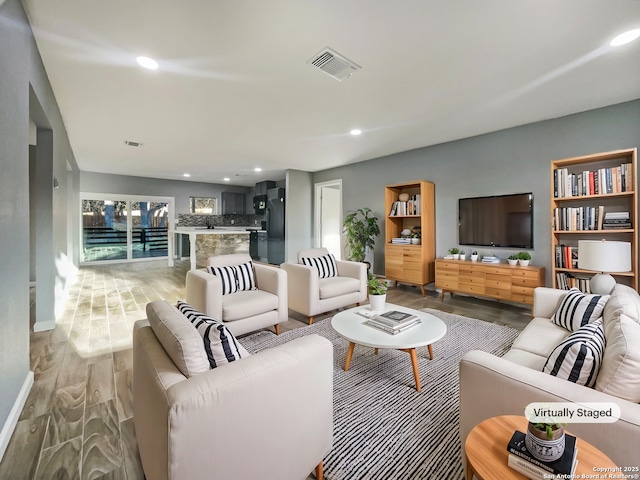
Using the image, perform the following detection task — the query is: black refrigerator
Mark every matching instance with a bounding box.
[265,187,285,265]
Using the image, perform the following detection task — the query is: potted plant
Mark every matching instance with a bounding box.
[508,254,518,266]
[448,247,460,260]
[518,251,532,266]
[470,251,479,262]
[410,232,421,245]
[343,208,380,264]
[459,250,466,260]
[525,421,566,462]
[367,274,388,311]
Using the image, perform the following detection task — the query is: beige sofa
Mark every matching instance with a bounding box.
[185,254,287,336]
[133,301,333,480]
[281,248,367,324]
[460,284,640,468]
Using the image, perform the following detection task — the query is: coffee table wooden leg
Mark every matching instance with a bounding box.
[408,348,421,392]
[428,344,434,360]
[344,342,355,371]
[374,348,379,355]
[466,459,474,480]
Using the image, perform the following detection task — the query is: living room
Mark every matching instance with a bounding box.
[2,1,640,479]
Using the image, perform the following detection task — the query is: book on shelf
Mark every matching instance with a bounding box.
[365,318,421,334]
[556,272,592,292]
[554,245,579,269]
[389,195,421,216]
[391,237,411,244]
[506,430,578,477]
[553,162,633,198]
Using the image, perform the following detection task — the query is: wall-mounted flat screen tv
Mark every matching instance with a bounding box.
[459,193,533,248]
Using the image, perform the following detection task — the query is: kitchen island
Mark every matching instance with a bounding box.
[168,228,250,270]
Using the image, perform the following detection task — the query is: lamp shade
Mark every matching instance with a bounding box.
[578,240,632,272]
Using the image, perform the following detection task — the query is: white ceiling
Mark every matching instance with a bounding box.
[22,0,640,187]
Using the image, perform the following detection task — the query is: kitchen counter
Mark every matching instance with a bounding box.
[168,228,250,270]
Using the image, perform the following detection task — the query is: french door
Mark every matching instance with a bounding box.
[81,193,174,264]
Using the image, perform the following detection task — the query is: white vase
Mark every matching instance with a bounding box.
[519,259,530,266]
[470,254,478,262]
[508,259,518,266]
[410,238,420,245]
[452,254,459,260]
[459,254,466,260]
[369,293,386,311]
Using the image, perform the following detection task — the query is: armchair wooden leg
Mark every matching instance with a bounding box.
[308,316,314,325]
[274,324,280,335]
[315,461,323,479]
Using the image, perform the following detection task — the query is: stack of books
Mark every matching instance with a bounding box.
[359,310,421,334]
[391,237,411,244]
[507,430,578,480]
[602,211,632,230]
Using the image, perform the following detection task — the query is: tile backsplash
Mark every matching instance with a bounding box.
[177,214,264,227]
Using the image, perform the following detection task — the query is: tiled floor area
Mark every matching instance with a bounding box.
[0,259,532,479]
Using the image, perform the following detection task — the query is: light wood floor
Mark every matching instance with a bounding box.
[0,259,532,479]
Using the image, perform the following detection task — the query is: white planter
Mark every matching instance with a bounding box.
[508,259,518,266]
[470,255,478,262]
[410,238,421,245]
[519,259,530,266]
[459,254,466,260]
[452,254,459,260]
[369,293,386,311]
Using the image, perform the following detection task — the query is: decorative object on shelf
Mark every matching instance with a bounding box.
[459,250,466,260]
[343,208,380,263]
[470,251,478,262]
[411,231,421,245]
[508,254,518,266]
[525,421,566,462]
[577,239,632,295]
[398,193,410,202]
[448,247,459,260]
[517,251,531,266]
[367,274,387,311]
[401,228,412,237]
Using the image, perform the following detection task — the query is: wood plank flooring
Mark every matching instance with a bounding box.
[0,259,532,479]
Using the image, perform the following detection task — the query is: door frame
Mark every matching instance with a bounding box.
[79,192,175,265]
[314,179,343,258]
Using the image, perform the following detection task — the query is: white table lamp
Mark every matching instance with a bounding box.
[577,240,632,295]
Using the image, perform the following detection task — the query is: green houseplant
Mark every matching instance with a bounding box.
[343,208,380,263]
[518,251,532,266]
[508,254,518,266]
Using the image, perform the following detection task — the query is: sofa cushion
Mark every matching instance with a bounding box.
[551,288,609,331]
[177,301,249,368]
[318,276,361,300]
[603,284,640,325]
[510,317,571,359]
[301,253,338,279]
[502,349,548,370]
[221,289,279,322]
[542,319,605,387]
[207,265,239,295]
[146,301,210,377]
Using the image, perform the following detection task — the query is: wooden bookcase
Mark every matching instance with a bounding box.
[384,180,435,296]
[550,148,637,291]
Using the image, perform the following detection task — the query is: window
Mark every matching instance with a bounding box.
[190,196,217,214]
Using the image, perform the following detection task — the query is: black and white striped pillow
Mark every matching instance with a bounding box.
[551,288,609,331]
[301,253,338,279]
[207,265,239,295]
[542,319,605,387]
[235,261,256,292]
[176,301,247,368]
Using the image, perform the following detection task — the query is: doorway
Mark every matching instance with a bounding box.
[80,194,173,264]
[314,180,342,259]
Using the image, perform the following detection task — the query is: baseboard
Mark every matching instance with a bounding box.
[33,319,56,332]
[0,371,34,462]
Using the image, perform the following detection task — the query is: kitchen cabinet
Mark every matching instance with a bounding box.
[221,192,245,215]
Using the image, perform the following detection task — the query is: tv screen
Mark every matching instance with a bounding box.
[459,193,533,248]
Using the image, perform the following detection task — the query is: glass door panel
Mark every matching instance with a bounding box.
[131,201,169,259]
[82,199,128,262]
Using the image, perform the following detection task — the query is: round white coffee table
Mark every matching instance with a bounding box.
[331,304,447,392]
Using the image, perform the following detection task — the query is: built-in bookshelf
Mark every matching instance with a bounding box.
[550,148,637,291]
[384,180,435,296]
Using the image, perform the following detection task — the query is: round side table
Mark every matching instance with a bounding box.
[465,415,618,480]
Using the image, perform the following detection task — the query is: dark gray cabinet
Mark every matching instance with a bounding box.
[257,231,268,261]
[221,192,245,214]
[254,181,276,196]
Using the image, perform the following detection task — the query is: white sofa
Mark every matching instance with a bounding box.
[281,248,367,324]
[460,284,640,468]
[133,301,333,480]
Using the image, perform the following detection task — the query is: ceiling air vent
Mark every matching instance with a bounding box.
[308,48,361,81]
[124,140,143,147]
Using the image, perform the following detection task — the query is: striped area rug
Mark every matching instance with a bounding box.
[239,308,520,480]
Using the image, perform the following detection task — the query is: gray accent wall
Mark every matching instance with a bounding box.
[312,99,640,284]
[285,169,314,262]
[0,0,79,451]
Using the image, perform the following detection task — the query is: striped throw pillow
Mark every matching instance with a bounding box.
[176,301,248,368]
[551,288,609,331]
[542,319,605,387]
[301,253,338,279]
[207,265,239,295]
[235,261,256,292]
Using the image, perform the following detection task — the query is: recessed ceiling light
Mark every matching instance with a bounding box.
[136,56,159,70]
[183,173,190,177]
[610,29,640,47]
[223,177,230,182]
[350,129,362,136]
[254,167,262,172]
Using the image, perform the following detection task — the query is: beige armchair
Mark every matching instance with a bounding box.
[185,254,287,336]
[133,301,333,480]
[281,248,367,324]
